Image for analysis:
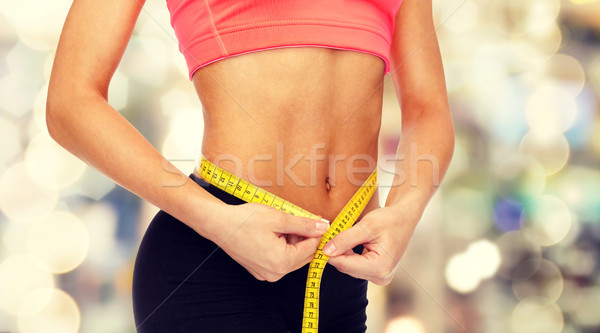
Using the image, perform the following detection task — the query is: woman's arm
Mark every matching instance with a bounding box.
[47,0,227,239]
[48,0,327,282]
[323,0,455,285]
[385,0,455,212]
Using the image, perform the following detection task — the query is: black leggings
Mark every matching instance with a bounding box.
[132,174,368,333]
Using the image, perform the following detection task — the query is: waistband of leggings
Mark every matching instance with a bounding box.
[189,173,246,206]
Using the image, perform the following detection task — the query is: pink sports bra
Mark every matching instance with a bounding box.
[166,0,403,80]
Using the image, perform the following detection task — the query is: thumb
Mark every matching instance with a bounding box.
[275,215,330,238]
[286,236,322,271]
[322,223,372,257]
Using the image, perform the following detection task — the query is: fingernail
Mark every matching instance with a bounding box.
[322,242,336,256]
[316,221,329,232]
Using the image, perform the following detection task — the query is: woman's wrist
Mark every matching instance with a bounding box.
[161,176,232,244]
[189,199,232,243]
[384,187,430,224]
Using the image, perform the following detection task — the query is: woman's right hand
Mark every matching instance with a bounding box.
[213,202,329,282]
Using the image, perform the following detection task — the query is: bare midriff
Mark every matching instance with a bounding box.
[192,47,385,222]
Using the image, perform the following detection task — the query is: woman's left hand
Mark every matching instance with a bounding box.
[322,205,419,285]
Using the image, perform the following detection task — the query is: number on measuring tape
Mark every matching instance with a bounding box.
[197,155,377,333]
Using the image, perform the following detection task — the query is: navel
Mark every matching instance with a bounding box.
[325,176,331,192]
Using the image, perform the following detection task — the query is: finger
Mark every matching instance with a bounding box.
[328,251,397,285]
[322,223,373,257]
[286,237,322,271]
[327,251,383,279]
[275,215,330,238]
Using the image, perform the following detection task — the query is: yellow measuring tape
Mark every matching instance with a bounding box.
[197,155,377,333]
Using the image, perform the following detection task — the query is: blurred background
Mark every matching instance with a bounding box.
[0,0,599,332]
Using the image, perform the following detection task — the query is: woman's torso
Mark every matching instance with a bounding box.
[192,48,384,222]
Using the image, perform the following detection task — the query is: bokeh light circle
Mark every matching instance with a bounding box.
[511,258,543,282]
[0,162,58,221]
[25,133,87,190]
[559,247,595,277]
[493,199,524,232]
[508,0,560,34]
[558,279,581,313]
[385,316,425,333]
[0,255,54,315]
[466,239,501,279]
[535,54,586,97]
[162,107,204,157]
[521,195,572,247]
[496,231,542,280]
[445,239,501,293]
[0,43,46,116]
[549,167,600,223]
[570,287,600,328]
[495,154,546,202]
[445,252,481,293]
[0,115,21,165]
[518,131,569,176]
[525,85,578,135]
[17,288,80,333]
[511,298,563,333]
[1,0,70,51]
[443,188,493,238]
[510,23,562,61]
[508,36,547,66]
[80,203,119,266]
[2,219,32,254]
[512,259,564,303]
[444,0,479,34]
[27,211,89,274]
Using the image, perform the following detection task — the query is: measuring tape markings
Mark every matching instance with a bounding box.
[199,158,320,218]
[301,171,377,333]
[197,156,377,333]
